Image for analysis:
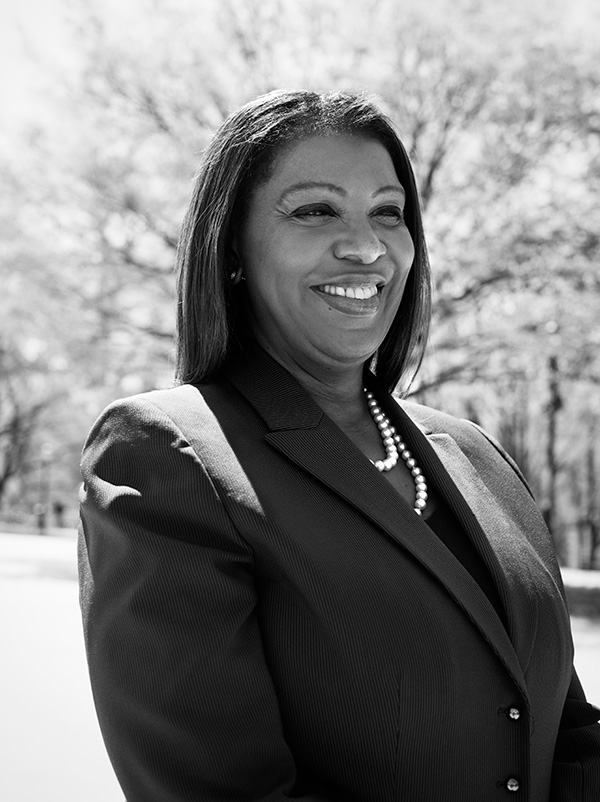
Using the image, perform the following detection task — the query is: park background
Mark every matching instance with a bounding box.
[1,0,599,799]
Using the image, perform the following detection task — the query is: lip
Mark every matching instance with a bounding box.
[317,283,379,300]
[312,285,381,316]
[314,272,390,288]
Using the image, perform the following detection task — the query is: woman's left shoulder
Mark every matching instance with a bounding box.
[398,398,480,441]
[399,398,533,497]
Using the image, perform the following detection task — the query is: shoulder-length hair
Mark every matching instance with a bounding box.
[175,89,431,394]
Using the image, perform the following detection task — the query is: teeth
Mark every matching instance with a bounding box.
[320,284,378,299]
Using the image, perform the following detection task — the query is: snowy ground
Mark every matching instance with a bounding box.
[1,531,599,802]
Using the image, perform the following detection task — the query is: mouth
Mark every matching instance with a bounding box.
[312,282,383,315]
[316,283,380,300]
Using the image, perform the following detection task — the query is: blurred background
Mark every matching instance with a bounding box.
[1,0,599,564]
[1,0,599,799]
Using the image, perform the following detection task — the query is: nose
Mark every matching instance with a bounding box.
[333,220,386,264]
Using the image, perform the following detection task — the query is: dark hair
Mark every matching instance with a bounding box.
[175,89,431,394]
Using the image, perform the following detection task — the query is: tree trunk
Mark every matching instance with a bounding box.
[543,355,563,559]
[586,417,599,569]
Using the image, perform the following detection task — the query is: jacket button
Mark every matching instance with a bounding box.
[506,778,520,792]
[508,707,521,720]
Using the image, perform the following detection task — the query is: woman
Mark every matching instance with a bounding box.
[78,90,600,802]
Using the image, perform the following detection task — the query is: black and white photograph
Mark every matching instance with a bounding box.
[1,1,599,800]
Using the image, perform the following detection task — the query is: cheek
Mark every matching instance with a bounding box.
[396,227,416,264]
[246,240,309,295]
[242,222,290,276]
[240,229,267,275]
[242,249,297,320]
[386,262,413,317]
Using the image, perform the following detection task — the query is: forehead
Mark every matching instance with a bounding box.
[265,133,402,194]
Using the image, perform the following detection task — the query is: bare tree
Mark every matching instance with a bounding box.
[0,344,45,506]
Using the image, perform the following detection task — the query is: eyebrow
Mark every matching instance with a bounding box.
[373,184,406,199]
[278,181,405,203]
[278,182,345,203]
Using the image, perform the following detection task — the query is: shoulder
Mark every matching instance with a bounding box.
[400,398,495,450]
[80,383,237,497]
[400,399,483,448]
[99,384,207,422]
[81,379,251,479]
[399,398,533,498]
[81,384,224,476]
[399,399,467,434]
[86,384,219,441]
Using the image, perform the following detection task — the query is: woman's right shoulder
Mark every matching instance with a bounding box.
[93,381,223,424]
[83,383,223,455]
[99,383,207,419]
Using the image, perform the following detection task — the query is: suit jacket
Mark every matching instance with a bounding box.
[78,344,600,802]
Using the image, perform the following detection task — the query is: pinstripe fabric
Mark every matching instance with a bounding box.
[78,345,600,802]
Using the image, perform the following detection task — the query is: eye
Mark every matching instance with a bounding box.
[372,205,405,225]
[290,204,337,223]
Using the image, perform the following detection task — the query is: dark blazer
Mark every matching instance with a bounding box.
[78,345,600,802]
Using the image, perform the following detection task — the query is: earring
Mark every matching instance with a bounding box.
[230,266,244,285]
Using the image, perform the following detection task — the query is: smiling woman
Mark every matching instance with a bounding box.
[175,91,431,395]
[78,90,600,802]
[237,134,415,381]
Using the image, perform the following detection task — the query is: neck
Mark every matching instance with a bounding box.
[254,338,369,425]
[300,370,367,425]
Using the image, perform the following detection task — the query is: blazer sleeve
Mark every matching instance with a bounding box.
[466,422,600,799]
[78,395,330,802]
[550,672,600,801]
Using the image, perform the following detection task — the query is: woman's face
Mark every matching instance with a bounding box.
[237,133,415,378]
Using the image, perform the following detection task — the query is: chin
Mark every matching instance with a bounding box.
[319,342,380,366]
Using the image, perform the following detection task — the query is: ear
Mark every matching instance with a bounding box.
[230,230,242,262]
[226,236,240,275]
[230,265,244,284]
[228,238,244,285]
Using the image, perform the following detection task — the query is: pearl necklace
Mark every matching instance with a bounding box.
[364,389,428,515]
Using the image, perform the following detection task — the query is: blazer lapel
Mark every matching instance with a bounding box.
[395,406,560,679]
[378,387,554,670]
[422,432,539,665]
[224,347,528,699]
